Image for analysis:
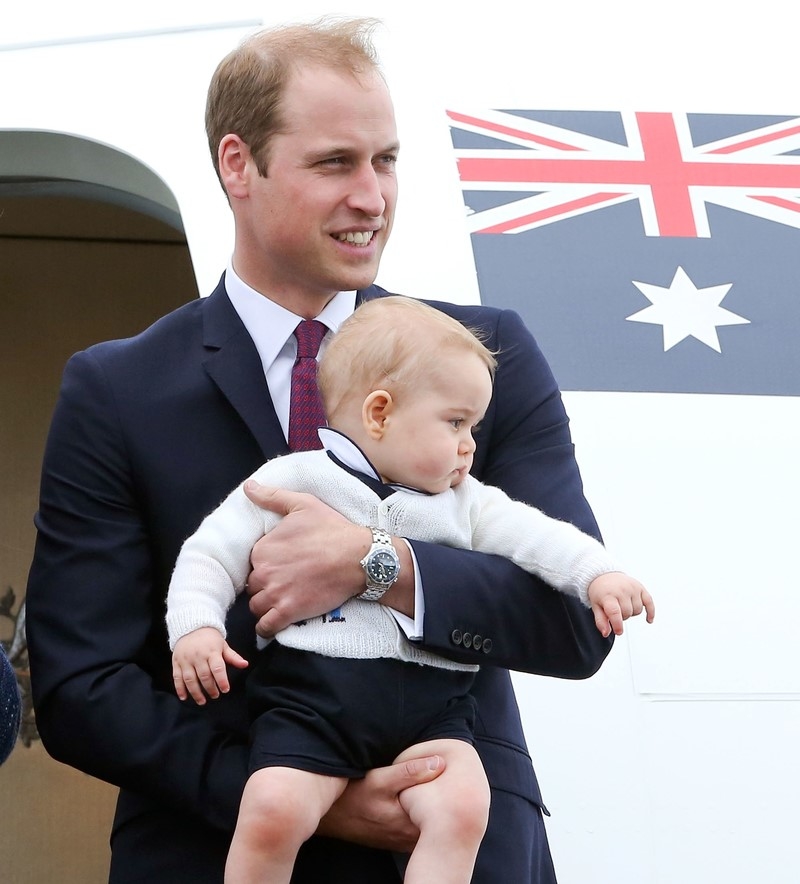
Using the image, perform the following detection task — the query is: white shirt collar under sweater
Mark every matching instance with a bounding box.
[224,263,356,439]
[318,427,424,639]
[318,428,427,496]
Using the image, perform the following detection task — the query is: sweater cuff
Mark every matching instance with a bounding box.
[572,555,622,606]
[166,608,227,650]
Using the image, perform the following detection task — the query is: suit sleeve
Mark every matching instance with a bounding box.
[410,308,614,677]
[25,350,248,833]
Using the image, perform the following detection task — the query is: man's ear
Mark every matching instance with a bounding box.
[362,390,393,439]
[218,134,251,200]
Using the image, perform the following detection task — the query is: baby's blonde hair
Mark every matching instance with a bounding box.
[318,296,496,423]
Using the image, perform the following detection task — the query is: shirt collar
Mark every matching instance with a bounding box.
[224,262,356,371]
[318,428,428,496]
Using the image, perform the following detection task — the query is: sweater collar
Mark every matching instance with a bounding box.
[318,428,428,496]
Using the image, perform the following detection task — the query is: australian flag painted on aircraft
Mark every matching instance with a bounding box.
[448,109,800,396]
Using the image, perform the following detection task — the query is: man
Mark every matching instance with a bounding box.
[26,17,612,883]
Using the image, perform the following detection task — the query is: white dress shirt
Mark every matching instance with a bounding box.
[223,265,423,638]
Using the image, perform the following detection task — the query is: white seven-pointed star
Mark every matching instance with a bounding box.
[626,266,750,352]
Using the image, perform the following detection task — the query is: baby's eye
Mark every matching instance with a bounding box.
[450,419,463,430]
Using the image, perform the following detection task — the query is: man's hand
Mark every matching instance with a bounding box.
[317,754,446,852]
[587,572,656,637]
[243,481,371,638]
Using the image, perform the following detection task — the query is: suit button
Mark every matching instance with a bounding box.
[481,638,493,654]
[472,635,483,650]
[451,629,463,646]
[462,632,473,649]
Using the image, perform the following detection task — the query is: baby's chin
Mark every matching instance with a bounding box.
[432,475,465,493]
[398,470,464,494]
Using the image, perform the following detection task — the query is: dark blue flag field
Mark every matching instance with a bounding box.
[448,110,800,396]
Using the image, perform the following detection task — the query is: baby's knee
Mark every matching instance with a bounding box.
[424,765,490,844]
[237,775,319,850]
[449,777,491,841]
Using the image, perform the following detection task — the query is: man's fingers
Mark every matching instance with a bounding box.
[244,480,306,516]
[401,754,444,785]
[243,480,282,512]
[382,754,445,791]
[254,608,288,640]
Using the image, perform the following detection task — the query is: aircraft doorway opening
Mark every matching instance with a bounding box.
[0,129,197,884]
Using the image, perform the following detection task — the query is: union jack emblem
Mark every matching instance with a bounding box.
[448,110,800,238]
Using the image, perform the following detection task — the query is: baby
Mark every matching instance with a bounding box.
[167,295,655,883]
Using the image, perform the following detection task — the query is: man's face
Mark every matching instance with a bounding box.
[233,64,399,308]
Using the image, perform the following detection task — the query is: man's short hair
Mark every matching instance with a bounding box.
[205,16,382,186]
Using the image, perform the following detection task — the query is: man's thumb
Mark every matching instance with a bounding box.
[243,480,290,514]
[399,754,445,784]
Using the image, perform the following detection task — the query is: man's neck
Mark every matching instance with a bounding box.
[230,257,336,319]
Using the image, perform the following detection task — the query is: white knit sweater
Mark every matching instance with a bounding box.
[166,443,617,672]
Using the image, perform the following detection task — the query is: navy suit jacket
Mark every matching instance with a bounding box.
[26,279,612,882]
[0,646,21,765]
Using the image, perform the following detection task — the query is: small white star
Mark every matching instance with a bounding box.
[626,266,750,352]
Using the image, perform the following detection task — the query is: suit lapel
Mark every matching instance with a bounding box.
[200,280,288,460]
[199,281,392,460]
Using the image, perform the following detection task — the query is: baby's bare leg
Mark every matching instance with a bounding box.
[395,738,490,884]
[225,766,347,884]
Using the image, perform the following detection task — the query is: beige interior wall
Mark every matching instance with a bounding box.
[0,215,197,882]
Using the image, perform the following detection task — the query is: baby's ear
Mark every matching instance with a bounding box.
[362,390,393,438]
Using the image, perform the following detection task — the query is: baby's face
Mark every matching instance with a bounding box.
[374,350,492,493]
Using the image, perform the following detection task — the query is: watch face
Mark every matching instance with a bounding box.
[366,549,399,585]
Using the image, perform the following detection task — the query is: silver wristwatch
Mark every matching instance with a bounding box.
[358,527,401,601]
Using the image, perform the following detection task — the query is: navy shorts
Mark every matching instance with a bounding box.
[246,643,477,778]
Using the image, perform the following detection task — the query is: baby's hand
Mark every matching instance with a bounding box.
[587,572,655,638]
[172,627,249,705]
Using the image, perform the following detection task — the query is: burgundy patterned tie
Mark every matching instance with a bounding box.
[288,319,327,452]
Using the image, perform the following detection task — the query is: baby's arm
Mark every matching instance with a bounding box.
[468,478,655,635]
[587,572,655,637]
[172,626,249,705]
[166,475,281,650]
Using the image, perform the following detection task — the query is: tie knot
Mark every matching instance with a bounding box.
[294,320,328,359]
